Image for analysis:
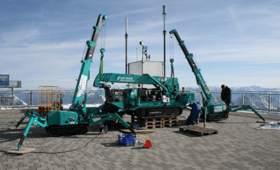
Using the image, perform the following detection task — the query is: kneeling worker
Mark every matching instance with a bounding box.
[186,102,201,125]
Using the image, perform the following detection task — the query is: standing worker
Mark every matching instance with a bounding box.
[221,84,231,112]
[186,102,201,125]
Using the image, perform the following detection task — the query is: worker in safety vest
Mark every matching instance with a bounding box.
[186,102,201,125]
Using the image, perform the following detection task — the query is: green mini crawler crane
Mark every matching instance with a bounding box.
[15,14,137,151]
[169,29,265,122]
[92,43,195,119]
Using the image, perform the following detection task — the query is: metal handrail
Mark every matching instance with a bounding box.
[0,90,279,112]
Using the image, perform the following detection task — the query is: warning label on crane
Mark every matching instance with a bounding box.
[77,75,87,97]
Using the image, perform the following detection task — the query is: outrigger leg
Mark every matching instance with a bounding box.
[93,112,137,135]
[17,116,34,151]
[15,115,26,129]
[230,105,265,122]
[16,111,47,151]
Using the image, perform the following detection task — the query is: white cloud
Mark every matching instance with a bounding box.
[110,7,158,19]
[1,29,39,45]
[228,6,244,33]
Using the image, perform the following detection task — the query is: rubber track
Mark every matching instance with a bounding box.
[135,106,182,119]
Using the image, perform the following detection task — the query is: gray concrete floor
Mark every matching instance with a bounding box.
[0,109,280,170]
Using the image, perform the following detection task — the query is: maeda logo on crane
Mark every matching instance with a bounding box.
[115,75,134,82]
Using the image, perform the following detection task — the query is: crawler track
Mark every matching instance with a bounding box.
[135,106,182,119]
[45,124,88,136]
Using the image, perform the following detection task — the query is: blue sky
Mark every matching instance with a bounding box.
[0,0,280,89]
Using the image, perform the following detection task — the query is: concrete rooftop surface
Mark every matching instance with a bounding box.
[0,109,280,170]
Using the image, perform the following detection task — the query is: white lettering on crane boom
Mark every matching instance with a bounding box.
[77,75,87,97]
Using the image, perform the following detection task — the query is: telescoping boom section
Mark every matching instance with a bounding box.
[71,14,107,110]
[169,29,221,120]
[169,29,212,103]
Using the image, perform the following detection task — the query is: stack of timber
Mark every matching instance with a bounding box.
[131,115,178,129]
[179,126,218,136]
[162,116,178,127]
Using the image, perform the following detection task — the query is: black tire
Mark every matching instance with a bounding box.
[224,112,229,118]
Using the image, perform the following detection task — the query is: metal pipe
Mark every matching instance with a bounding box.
[11,87,14,105]
[140,41,144,75]
[163,5,167,80]
[136,48,138,61]
[125,18,128,74]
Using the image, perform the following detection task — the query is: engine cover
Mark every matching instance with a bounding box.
[48,111,78,126]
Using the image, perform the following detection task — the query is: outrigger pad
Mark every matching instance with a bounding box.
[6,148,35,155]
[9,127,25,131]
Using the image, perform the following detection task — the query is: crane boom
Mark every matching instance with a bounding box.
[169,29,212,102]
[93,73,170,95]
[72,14,107,108]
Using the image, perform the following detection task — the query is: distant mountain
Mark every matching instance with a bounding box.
[185,86,280,92]
[12,85,280,92]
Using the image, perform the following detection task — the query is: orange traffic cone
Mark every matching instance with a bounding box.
[143,139,152,148]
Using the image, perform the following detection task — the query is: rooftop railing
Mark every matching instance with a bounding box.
[0,90,279,113]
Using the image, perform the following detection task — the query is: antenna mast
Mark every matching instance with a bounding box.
[136,48,138,61]
[125,18,128,74]
[163,5,167,80]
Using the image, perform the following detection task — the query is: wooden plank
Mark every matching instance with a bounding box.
[137,135,149,140]
[179,126,218,136]
[9,127,25,131]
[163,116,178,121]
[6,148,36,155]
[119,129,154,133]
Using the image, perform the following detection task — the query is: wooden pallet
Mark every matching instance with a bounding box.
[163,116,178,121]
[131,115,178,129]
[145,124,164,129]
[179,126,218,136]
[163,121,178,127]
[163,116,179,127]
[132,116,162,124]
[131,115,163,129]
